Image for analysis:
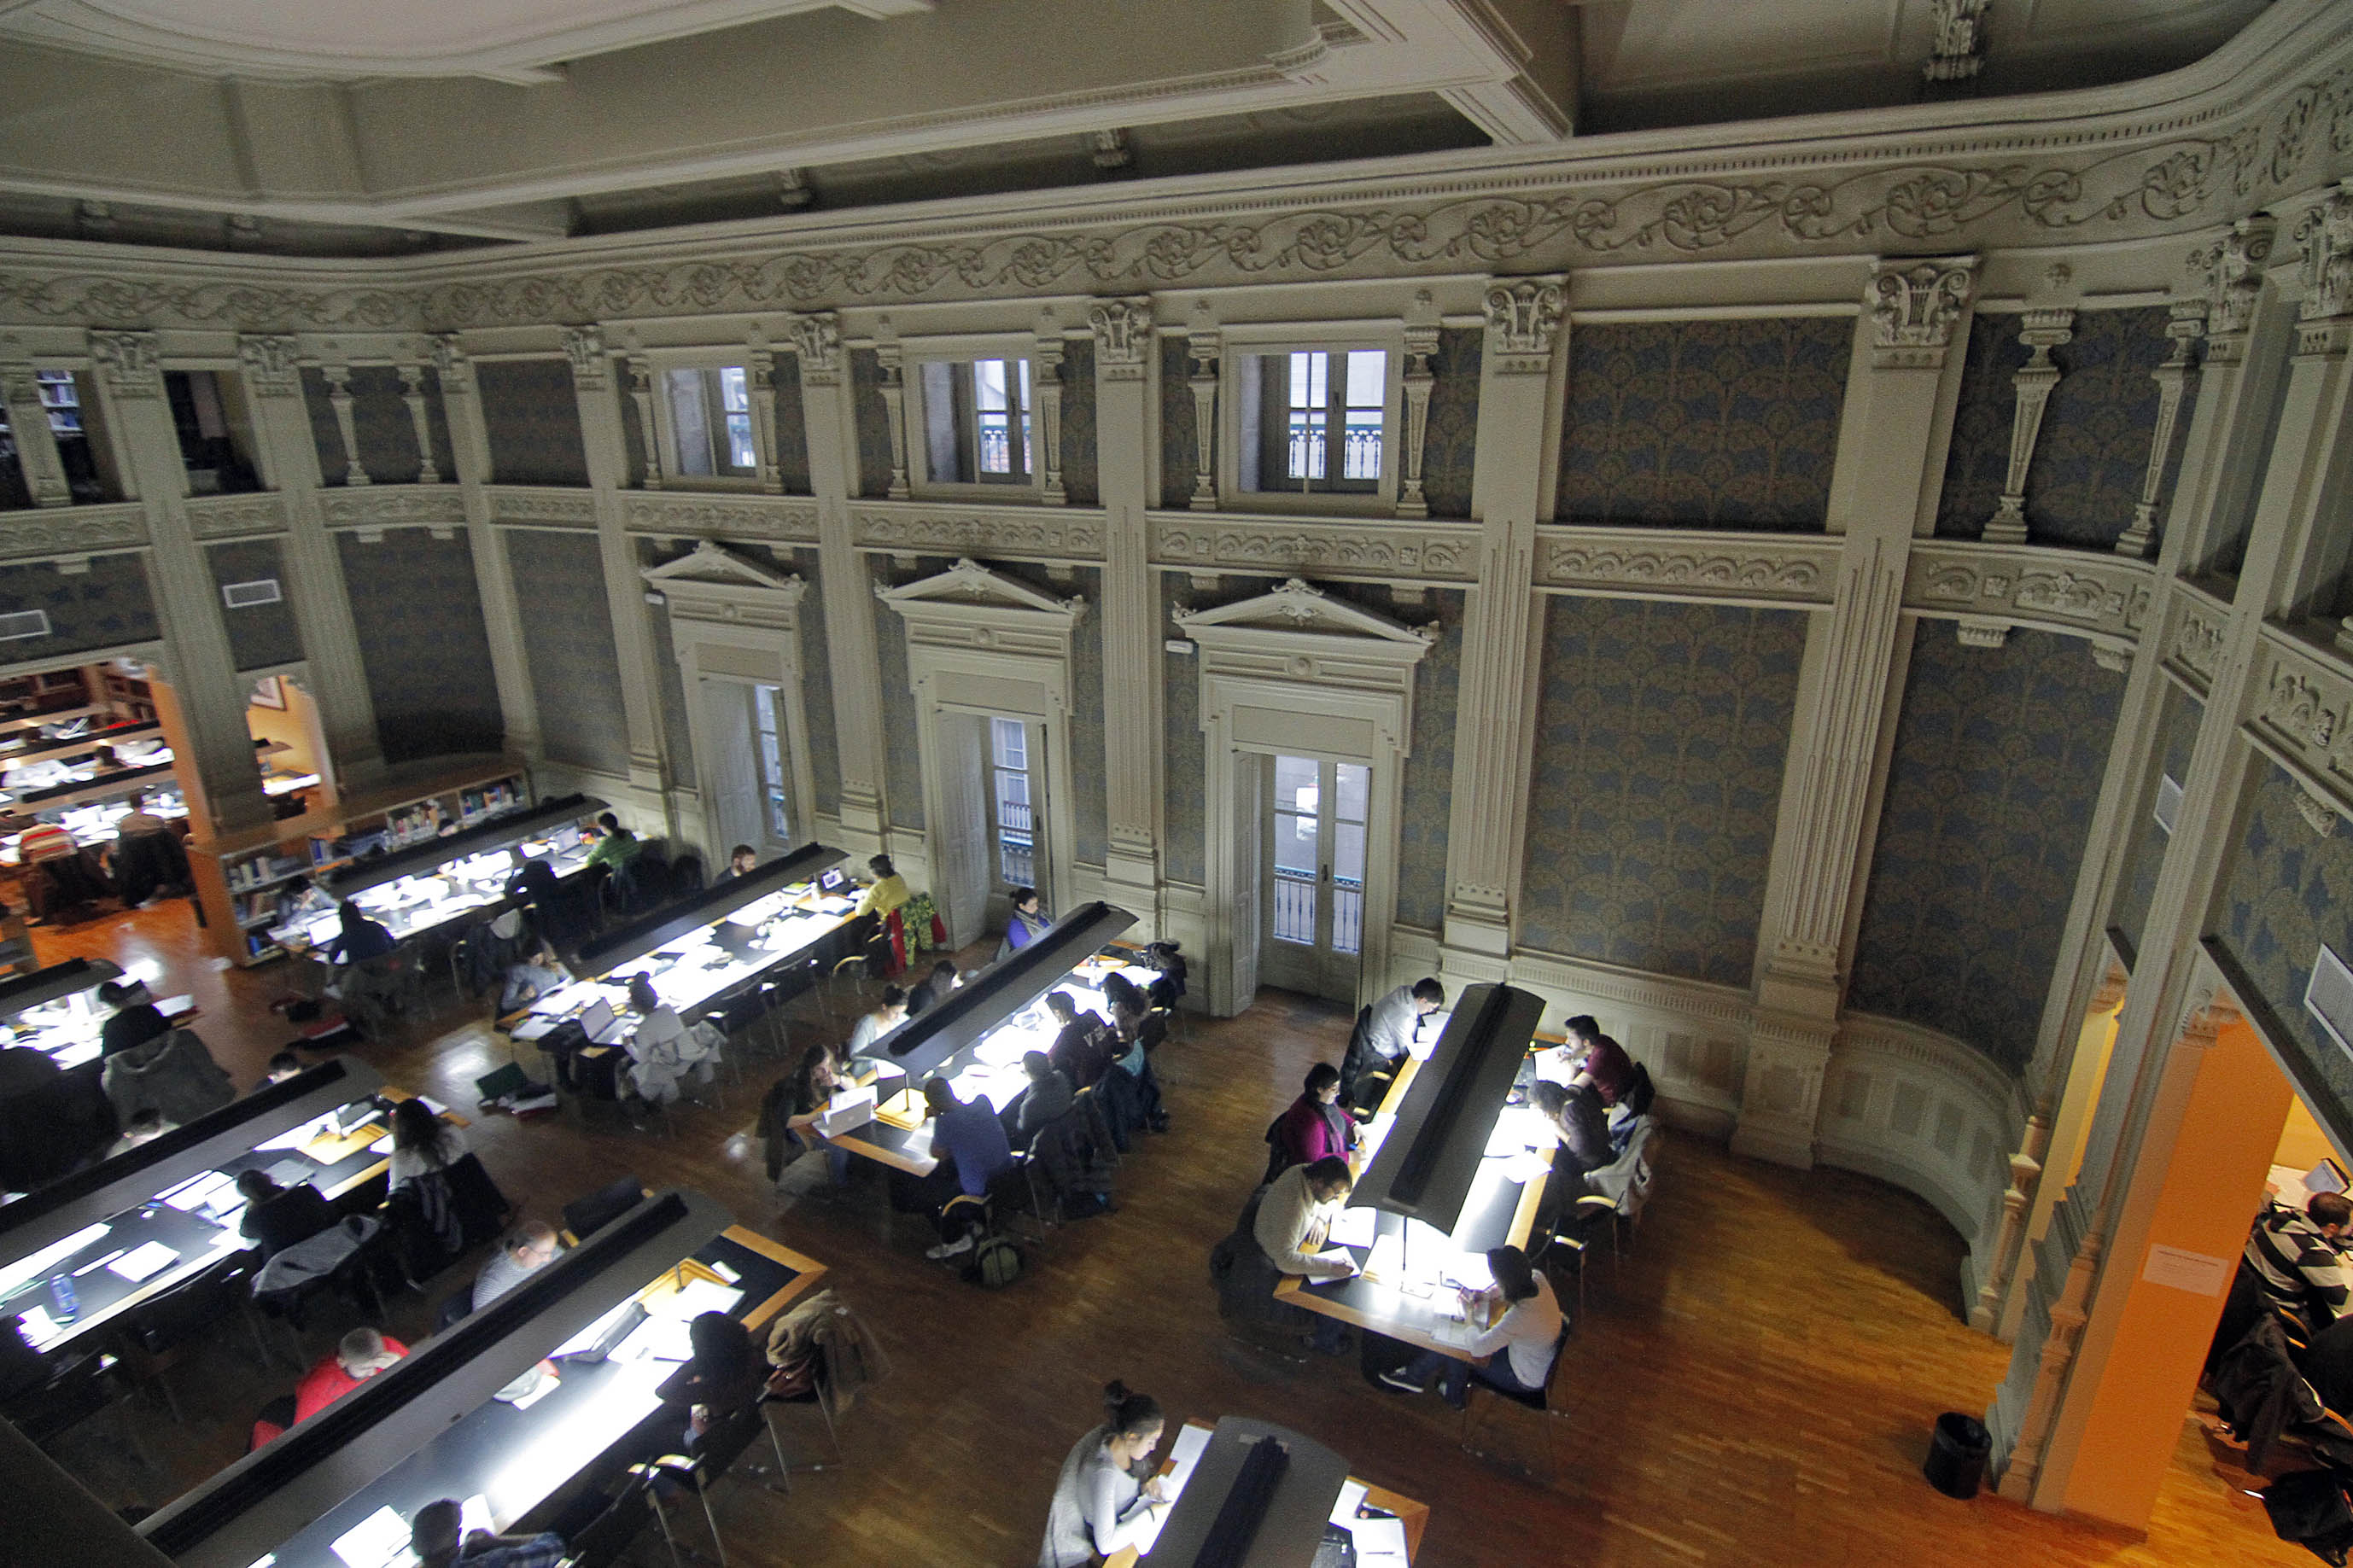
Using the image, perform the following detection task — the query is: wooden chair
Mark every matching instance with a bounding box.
[1458,1323,1574,1480]
[642,1399,768,1568]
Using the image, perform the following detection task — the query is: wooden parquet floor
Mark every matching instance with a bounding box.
[30,899,2314,1567]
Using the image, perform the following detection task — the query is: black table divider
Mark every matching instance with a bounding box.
[319,793,605,901]
[571,842,848,978]
[864,901,1136,1083]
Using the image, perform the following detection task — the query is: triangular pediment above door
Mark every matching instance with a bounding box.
[640,539,807,597]
[877,557,1087,627]
[1173,577,1434,667]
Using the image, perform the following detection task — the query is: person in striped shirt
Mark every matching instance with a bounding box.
[2245,1192,2353,1335]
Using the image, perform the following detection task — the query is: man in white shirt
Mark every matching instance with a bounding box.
[1340,978,1445,1110]
[1253,1155,1359,1353]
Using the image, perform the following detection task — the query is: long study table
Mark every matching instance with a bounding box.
[1105,1417,1428,1568]
[1275,1003,1556,1366]
[144,1189,824,1568]
[0,1061,462,1356]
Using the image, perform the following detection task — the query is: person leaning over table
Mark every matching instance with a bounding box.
[236,1169,336,1260]
[1561,1013,1636,1108]
[717,843,759,883]
[410,1498,564,1568]
[1530,1079,1613,1199]
[852,853,909,921]
[650,1309,765,1455]
[997,884,1052,960]
[474,1220,559,1308]
[1254,1154,1360,1355]
[1038,1380,1171,1568]
[774,1042,854,1190]
[502,846,557,906]
[499,941,570,1013]
[622,973,716,1106]
[906,958,960,1017]
[1377,1243,1562,1410]
[1269,1062,1358,1180]
[915,1075,1015,1259]
[1340,976,1444,1110]
[581,812,641,872]
[293,1326,408,1422]
[96,977,169,1058]
[259,1050,304,1087]
[1001,1049,1074,1146]
[328,900,396,965]
[847,985,908,1058]
[1044,990,1113,1090]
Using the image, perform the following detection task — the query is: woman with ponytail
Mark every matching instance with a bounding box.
[1037,1379,1170,1566]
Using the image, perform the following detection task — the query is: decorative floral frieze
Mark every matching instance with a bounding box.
[0,504,146,562]
[853,504,1104,561]
[317,488,464,530]
[484,487,598,528]
[1903,542,2155,645]
[7,39,2353,330]
[623,493,820,543]
[184,492,289,539]
[1534,528,1840,604]
[1154,515,1477,581]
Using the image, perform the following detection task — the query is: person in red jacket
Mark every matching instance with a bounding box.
[1270,1063,1358,1179]
[293,1326,408,1422]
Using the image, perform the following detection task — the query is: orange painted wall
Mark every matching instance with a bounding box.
[2059,1017,2292,1527]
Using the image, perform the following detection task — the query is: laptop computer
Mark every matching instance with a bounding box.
[579,998,625,1044]
[818,868,850,894]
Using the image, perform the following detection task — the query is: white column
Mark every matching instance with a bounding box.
[434,335,541,761]
[874,331,911,501]
[791,312,890,844]
[1185,328,1218,511]
[1395,317,1438,521]
[396,362,439,484]
[318,364,370,487]
[1740,256,1979,1168]
[1437,277,1564,981]
[1036,330,1066,507]
[2113,304,2204,559]
[236,333,384,793]
[86,329,272,834]
[624,353,665,491]
[563,325,669,801]
[1089,297,1164,915]
[1982,308,2072,545]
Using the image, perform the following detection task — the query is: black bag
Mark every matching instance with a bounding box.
[2262,1468,2353,1565]
[965,1234,1023,1288]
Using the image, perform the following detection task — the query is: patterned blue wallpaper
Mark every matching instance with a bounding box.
[1060,339,1099,507]
[1398,588,1461,930]
[0,552,157,661]
[2025,306,2185,551]
[791,548,840,819]
[1067,564,1106,867]
[505,528,628,776]
[1160,337,1197,510]
[2111,683,2204,967]
[476,359,588,488]
[872,556,931,831]
[1556,318,1851,530]
[1519,595,1807,985]
[336,528,502,762]
[1162,571,1204,886]
[1421,328,1480,521]
[1936,314,2029,538]
[772,353,812,496]
[1848,626,2127,1075]
[2216,761,2353,1124]
[207,537,301,673]
[849,350,892,500]
[639,541,696,789]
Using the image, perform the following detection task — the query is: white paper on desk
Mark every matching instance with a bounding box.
[616,1314,694,1362]
[330,1505,414,1568]
[1328,1207,1378,1249]
[1503,1150,1553,1185]
[1329,1481,1368,1526]
[1349,1516,1410,1566]
[108,1240,178,1283]
[15,1303,60,1349]
[1311,1248,1358,1277]
[506,1373,560,1411]
[1365,1233,1404,1283]
[649,1278,743,1321]
[1130,1424,1213,1557]
[159,1170,235,1212]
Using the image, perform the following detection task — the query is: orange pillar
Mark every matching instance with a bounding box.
[2047,1006,2292,1527]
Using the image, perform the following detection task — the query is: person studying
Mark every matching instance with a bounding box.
[1378,1243,1562,1409]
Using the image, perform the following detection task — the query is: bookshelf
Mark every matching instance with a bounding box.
[188,756,530,965]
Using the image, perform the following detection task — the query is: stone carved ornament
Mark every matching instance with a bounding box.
[9,41,2353,331]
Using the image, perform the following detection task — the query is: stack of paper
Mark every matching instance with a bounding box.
[1348,1516,1411,1568]
[1328,1207,1378,1249]
[108,1240,178,1283]
[1128,1423,1213,1556]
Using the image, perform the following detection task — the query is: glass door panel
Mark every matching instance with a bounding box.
[1260,754,1367,1001]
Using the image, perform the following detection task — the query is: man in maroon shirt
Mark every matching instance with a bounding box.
[1562,1014,1636,1108]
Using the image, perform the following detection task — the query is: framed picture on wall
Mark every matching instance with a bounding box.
[250,674,285,710]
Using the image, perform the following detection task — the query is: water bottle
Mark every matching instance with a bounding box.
[49,1272,77,1322]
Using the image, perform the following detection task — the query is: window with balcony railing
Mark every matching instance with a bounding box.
[1239,348,1385,498]
[990,716,1035,887]
[918,357,1034,488]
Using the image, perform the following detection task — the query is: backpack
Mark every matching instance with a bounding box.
[965,1233,1023,1288]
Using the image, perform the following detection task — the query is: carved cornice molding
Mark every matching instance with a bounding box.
[5,24,2353,331]
[0,503,147,563]
[1534,526,1841,605]
[184,491,289,539]
[643,539,808,633]
[484,487,598,528]
[318,487,465,531]
[852,502,1103,561]
[624,492,820,545]
[1153,512,1478,582]
[1904,542,2154,650]
[1507,943,1754,1030]
[2244,627,2353,828]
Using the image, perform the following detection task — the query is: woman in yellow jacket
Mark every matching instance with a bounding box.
[852,854,909,920]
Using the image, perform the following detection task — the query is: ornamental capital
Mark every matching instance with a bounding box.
[237,335,301,397]
[1481,277,1564,375]
[1866,257,1977,367]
